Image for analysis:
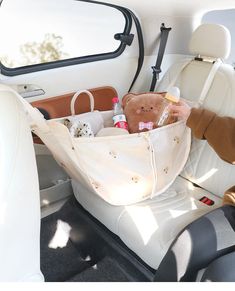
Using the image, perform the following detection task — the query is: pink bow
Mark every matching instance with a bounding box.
[139,121,153,131]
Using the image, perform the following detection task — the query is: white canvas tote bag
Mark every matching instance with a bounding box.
[10,88,190,205]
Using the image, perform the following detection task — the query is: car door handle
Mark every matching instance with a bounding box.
[16,84,45,98]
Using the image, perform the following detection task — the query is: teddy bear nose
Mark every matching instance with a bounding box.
[140,106,154,112]
[146,107,153,112]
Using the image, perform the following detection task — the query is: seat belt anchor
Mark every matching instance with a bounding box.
[160,23,172,32]
[151,66,162,79]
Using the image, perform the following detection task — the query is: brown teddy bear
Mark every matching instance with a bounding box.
[122,92,177,134]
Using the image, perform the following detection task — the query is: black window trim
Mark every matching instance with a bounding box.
[0,0,133,76]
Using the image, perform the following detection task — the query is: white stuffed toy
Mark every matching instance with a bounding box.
[63,117,94,138]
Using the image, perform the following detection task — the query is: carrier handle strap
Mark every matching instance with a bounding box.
[70,90,95,116]
[165,58,222,107]
[197,58,222,106]
[150,23,172,92]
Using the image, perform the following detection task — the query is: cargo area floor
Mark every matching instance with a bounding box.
[40,196,154,282]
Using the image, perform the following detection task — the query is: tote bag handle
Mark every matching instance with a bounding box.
[70,90,95,116]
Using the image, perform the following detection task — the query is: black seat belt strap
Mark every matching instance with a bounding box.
[150,23,172,92]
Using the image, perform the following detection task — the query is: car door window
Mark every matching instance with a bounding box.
[0,0,129,73]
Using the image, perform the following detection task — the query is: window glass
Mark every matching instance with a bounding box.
[0,0,126,68]
[202,9,234,65]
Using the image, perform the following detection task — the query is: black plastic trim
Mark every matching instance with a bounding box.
[37,108,51,120]
[0,0,133,76]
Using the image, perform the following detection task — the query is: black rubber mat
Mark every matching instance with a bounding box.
[41,211,93,282]
[40,196,154,282]
[67,257,129,282]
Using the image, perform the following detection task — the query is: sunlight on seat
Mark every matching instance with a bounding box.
[187,197,198,212]
[195,168,218,184]
[189,197,199,210]
[206,210,235,251]
[0,203,7,225]
[125,205,158,245]
[172,229,193,281]
[48,219,72,249]
[169,197,198,218]
[109,178,151,205]
[169,209,188,219]
[42,199,50,206]
[187,181,196,191]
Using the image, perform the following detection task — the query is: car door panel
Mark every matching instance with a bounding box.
[31,86,117,144]
[31,86,117,119]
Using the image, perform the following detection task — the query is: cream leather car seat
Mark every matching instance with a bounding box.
[157,23,234,198]
[0,85,44,281]
[72,23,235,270]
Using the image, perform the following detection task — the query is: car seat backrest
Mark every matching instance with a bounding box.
[0,85,44,281]
[157,24,235,198]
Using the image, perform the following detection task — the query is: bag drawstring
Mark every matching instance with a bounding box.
[143,133,158,198]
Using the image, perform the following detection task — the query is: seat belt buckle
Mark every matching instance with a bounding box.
[199,196,215,206]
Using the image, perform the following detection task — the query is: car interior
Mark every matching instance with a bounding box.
[0,0,235,283]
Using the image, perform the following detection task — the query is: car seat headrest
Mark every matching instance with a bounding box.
[189,23,231,59]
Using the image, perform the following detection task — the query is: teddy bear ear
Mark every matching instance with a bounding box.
[122,93,135,107]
